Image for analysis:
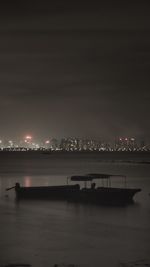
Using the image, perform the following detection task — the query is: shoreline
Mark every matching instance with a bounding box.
[0,150,150,154]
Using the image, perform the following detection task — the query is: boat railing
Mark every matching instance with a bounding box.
[87,173,127,188]
[67,173,127,189]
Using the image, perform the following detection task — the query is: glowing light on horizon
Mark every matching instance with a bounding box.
[25,135,32,140]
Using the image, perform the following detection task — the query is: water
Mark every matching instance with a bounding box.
[0,151,150,267]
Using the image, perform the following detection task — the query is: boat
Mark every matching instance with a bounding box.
[6,173,141,205]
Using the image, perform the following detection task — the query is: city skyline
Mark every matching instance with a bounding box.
[0,135,149,152]
[0,1,150,141]
[0,133,147,143]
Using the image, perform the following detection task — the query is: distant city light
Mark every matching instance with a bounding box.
[45,140,50,144]
[25,135,32,140]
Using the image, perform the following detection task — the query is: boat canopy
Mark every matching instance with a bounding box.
[87,173,126,179]
[70,175,93,181]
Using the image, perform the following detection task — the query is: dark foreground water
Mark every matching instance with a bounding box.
[0,152,150,267]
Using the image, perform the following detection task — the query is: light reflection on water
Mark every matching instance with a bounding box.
[24,176,32,187]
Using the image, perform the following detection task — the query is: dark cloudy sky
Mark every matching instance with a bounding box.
[0,0,150,142]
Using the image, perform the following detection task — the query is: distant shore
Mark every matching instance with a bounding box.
[0,150,150,153]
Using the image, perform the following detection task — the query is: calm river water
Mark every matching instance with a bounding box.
[0,151,150,267]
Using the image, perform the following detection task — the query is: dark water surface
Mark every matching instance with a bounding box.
[0,152,150,267]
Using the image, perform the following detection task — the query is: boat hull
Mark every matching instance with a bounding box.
[15,184,141,205]
[76,187,141,205]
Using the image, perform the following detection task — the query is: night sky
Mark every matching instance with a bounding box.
[0,1,150,142]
